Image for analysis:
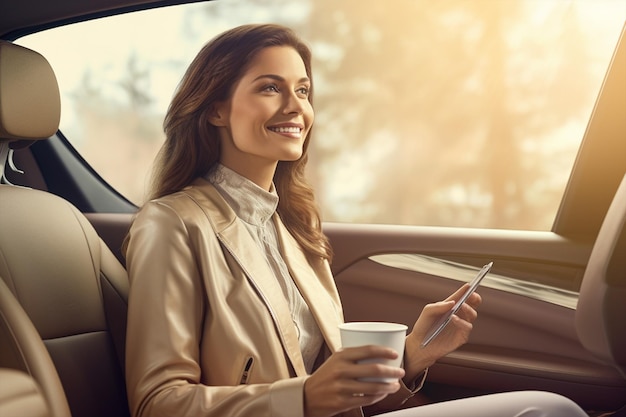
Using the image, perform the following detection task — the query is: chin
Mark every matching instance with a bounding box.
[279,149,304,162]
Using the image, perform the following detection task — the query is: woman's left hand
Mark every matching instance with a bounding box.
[403,284,482,381]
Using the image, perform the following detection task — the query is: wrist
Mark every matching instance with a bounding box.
[403,335,435,380]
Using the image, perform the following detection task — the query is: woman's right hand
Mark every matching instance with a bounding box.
[303,345,405,417]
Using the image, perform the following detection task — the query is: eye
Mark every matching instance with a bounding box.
[261,83,280,93]
[296,86,310,97]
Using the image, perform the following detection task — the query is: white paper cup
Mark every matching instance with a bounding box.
[338,322,407,383]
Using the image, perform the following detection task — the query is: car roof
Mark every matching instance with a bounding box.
[0,0,199,39]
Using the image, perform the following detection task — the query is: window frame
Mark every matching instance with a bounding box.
[552,23,626,241]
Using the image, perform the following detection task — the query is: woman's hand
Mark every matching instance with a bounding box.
[403,284,482,381]
[303,345,405,417]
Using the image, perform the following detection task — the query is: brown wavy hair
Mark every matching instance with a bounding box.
[146,24,331,260]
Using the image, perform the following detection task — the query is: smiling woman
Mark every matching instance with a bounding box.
[14,0,626,231]
[120,21,589,417]
[209,46,314,187]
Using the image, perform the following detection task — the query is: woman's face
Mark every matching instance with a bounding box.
[212,45,314,180]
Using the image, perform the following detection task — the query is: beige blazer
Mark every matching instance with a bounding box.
[125,178,414,417]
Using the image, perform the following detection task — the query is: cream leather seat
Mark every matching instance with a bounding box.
[0,278,70,417]
[576,173,626,379]
[0,41,130,417]
[0,369,53,417]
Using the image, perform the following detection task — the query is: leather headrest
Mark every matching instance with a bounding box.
[0,41,60,141]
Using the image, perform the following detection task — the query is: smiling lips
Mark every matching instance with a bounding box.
[268,124,304,138]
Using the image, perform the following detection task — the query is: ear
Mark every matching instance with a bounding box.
[208,101,229,127]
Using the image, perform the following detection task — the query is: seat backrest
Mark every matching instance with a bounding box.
[576,173,626,378]
[0,40,130,417]
[0,368,52,417]
[0,278,70,417]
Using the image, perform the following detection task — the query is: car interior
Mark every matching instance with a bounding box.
[0,41,129,417]
[0,1,625,417]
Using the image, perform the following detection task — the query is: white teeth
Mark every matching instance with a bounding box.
[269,126,301,133]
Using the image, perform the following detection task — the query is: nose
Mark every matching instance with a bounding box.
[283,91,306,115]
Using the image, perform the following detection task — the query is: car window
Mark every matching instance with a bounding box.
[16,0,626,230]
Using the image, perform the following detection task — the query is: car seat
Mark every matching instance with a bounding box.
[0,40,130,417]
[576,172,626,381]
[0,369,53,417]
[0,277,71,417]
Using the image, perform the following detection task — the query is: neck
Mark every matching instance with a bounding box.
[219,159,277,191]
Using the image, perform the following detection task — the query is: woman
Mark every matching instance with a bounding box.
[124,23,588,417]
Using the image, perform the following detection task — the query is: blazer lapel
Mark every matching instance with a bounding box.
[274,216,343,353]
[187,180,307,377]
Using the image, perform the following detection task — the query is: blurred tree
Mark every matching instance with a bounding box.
[303,0,596,229]
[65,0,604,225]
[119,52,153,112]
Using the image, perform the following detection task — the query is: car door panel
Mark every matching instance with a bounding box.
[325,223,626,409]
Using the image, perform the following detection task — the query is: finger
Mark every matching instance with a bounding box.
[332,377,401,410]
[450,314,474,334]
[421,300,455,318]
[349,362,405,382]
[465,291,482,309]
[341,379,402,398]
[455,302,478,323]
[339,345,400,362]
[345,392,390,409]
[444,282,471,302]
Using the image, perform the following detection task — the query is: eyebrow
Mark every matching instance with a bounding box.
[252,74,310,84]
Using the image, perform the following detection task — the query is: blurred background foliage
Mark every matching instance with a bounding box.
[20,0,626,229]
